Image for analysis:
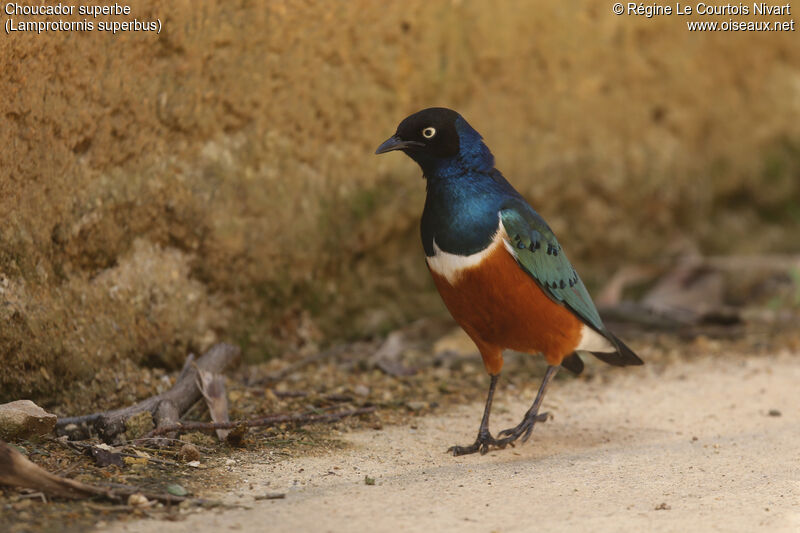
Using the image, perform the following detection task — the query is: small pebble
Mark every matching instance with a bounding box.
[254,493,286,501]
[768,409,781,417]
[406,401,427,412]
[0,400,57,440]
[128,493,149,507]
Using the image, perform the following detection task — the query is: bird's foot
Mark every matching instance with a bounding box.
[496,411,550,445]
[447,428,507,456]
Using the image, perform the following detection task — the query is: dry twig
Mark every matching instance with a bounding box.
[143,406,376,437]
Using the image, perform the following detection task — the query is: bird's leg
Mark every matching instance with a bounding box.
[497,365,559,445]
[448,374,505,456]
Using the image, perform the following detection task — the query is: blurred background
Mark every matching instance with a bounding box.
[1,1,799,402]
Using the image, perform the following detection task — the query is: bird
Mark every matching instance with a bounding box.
[375,107,643,456]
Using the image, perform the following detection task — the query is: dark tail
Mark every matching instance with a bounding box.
[562,333,643,375]
[591,332,644,367]
[561,353,584,375]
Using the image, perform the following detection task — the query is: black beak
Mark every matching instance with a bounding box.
[375,135,424,155]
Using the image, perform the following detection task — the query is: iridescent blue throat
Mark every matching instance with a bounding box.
[418,118,522,257]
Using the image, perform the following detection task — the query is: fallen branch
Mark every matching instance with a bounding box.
[597,302,695,329]
[704,254,800,272]
[56,343,240,442]
[0,440,215,506]
[143,406,376,437]
[598,301,743,330]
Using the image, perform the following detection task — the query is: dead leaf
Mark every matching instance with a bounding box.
[372,331,417,377]
[166,483,188,497]
[195,368,230,440]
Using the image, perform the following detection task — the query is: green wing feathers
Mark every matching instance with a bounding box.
[500,204,643,368]
[499,205,605,332]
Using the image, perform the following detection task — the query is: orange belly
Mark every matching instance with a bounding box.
[429,244,582,374]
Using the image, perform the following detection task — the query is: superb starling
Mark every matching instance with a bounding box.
[376,108,643,456]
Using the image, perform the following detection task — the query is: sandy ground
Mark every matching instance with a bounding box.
[106,352,800,533]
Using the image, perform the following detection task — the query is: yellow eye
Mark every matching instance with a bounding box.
[422,127,436,139]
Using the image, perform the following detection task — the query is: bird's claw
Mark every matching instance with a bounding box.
[447,428,507,456]
[496,411,549,443]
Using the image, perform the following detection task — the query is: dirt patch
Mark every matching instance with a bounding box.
[2,320,797,532]
[102,349,800,533]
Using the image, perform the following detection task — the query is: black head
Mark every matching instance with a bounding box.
[375,107,461,159]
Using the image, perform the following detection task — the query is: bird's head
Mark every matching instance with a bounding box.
[375,107,493,178]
